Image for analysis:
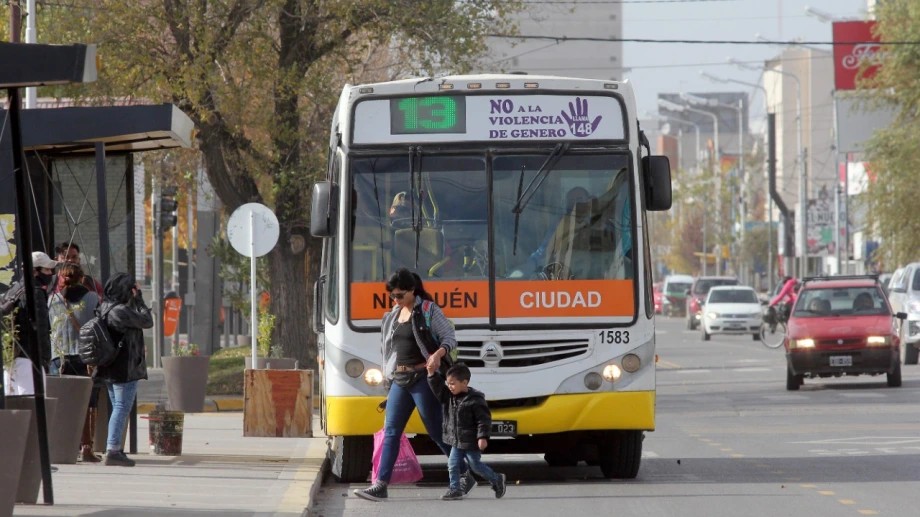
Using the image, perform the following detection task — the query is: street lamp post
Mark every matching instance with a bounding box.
[682,93,746,280]
[767,68,805,279]
[702,71,775,287]
[729,59,804,279]
[659,98,721,274]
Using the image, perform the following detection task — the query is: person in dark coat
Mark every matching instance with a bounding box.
[94,272,152,467]
[1,251,57,394]
[427,363,506,501]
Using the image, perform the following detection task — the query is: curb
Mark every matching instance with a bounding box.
[137,397,244,414]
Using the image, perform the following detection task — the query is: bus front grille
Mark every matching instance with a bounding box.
[455,339,590,368]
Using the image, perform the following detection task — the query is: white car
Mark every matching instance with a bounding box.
[887,263,920,363]
[701,286,763,341]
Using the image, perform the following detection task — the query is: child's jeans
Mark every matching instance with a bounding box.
[448,446,500,490]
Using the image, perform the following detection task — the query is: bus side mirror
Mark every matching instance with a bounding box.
[310,181,337,237]
[642,155,672,211]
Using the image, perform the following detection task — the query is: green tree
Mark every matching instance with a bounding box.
[20,0,520,369]
[859,0,920,267]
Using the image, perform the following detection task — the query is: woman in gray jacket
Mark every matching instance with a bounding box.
[354,268,474,502]
[94,272,153,467]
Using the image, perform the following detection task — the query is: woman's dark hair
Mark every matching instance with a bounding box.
[385,267,433,301]
[104,272,136,304]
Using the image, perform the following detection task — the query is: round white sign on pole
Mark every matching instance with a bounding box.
[227,203,280,257]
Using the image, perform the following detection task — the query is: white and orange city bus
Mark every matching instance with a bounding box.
[310,74,671,482]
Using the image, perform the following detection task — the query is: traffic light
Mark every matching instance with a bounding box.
[159,186,178,234]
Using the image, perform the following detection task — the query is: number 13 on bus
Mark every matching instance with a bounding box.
[310,74,671,482]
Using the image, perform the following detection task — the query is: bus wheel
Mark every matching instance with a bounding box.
[598,430,642,479]
[544,450,579,467]
[330,435,374,483]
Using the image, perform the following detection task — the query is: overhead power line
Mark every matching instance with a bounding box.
[487,34,918,46]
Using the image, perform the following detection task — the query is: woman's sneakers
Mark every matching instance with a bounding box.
[104,450,135,467]
[353,481,388,502]
[491,473,507,499]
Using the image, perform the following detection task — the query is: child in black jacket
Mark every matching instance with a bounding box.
[427,362,506,501]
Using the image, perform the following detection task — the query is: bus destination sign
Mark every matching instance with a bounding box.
[353,94,626,144]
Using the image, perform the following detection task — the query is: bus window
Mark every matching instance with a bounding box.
[350,155,486,283]
[493,153,633,281]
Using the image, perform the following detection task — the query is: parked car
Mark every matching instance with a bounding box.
[700,286,762,341]
[662,274,693,317]
[784,275,901,391]
[887,263,920,364]
[686,276,739,330]
[653,282,664,315]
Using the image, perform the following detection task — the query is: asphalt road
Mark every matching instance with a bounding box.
[312,316,920,516]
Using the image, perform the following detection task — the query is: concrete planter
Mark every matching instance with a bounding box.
[243,357,297,370]
[161,356,210,413]
[45,375,93,464]
[0,409,30,516]
[6,396,58,504]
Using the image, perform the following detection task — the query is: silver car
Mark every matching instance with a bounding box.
[700,286,763,341]
[888,262,920,364]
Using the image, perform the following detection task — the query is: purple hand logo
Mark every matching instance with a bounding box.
[561,97,603,137]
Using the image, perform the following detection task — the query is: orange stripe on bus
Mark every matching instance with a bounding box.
[350,280,634,320]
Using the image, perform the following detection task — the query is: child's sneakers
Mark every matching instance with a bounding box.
[441,488,465,500]
[491,473,507,499]
[459,470,477,495]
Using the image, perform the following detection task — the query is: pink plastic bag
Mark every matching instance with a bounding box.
[371,429,423,484]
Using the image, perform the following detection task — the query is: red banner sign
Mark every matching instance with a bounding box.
[832,20,880,91]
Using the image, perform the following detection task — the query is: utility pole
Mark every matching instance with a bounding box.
[24,0,37,108]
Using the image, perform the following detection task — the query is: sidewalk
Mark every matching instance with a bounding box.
[12,369,329,517]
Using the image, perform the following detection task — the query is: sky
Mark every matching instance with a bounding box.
[621,0,871,119]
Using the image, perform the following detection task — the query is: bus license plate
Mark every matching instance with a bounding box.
[830,355,852,367]
[491,420,517,437]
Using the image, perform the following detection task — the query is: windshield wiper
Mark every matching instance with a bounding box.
[510,143,569,255]
[511,143,569,216]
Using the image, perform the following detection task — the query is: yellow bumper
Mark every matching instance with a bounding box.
[325,391,655,436]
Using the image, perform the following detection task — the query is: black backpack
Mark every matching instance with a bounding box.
[77,307,120,367]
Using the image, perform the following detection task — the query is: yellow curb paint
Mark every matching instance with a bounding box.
[276,458,312,513]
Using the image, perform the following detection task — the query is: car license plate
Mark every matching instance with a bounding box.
[830,355,852,367]
[491,420,517,437]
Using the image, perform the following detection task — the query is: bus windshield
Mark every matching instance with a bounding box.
[349,151,635,322]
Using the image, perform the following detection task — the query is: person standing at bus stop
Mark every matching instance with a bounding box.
[354,268,475,502]
[94,273,153,467]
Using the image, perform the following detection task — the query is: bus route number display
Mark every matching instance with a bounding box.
[390,96,466,135]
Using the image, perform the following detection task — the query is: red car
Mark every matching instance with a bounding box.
[784,276,901,390]
[653,282,663,314]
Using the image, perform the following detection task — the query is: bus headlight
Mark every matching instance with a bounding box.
[621,354,641,373]
[584,372,603,390]
[601,364,621,382]
[364,368,384,386]
[345,359,365,378]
